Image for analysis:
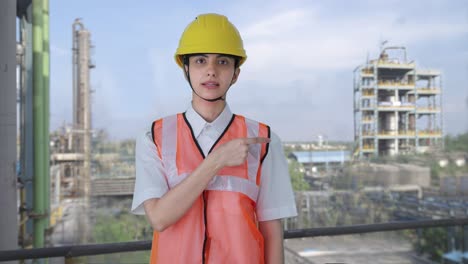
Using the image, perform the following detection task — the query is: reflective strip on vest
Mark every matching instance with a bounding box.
[162,115,177,176]
[245,118,261,184]
[167,172,260,202]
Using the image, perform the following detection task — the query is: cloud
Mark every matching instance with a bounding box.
[239,8,468,85]
[242,9,310,39]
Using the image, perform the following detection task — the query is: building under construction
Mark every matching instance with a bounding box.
[353,46,443,159]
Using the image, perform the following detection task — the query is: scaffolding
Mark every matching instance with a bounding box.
[353,46,443,159]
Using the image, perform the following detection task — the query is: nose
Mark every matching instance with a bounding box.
[206,60,217,77]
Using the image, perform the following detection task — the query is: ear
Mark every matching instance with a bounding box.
[230,68,241,85]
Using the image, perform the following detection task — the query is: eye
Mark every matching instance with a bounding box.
[218,59,229,65]
[194,57,206,64]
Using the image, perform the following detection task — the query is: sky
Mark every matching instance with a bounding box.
[47,0,468,142]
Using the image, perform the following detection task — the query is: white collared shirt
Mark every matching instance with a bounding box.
[131,104,297,221]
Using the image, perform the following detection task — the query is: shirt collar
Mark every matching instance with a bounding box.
[185,103,233,138]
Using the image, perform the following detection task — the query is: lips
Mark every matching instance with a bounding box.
[201,81,220,88]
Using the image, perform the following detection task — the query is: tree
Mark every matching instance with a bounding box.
[288,159,310,191]
[412,227,448,262]
[90,212,152,263]
[445,132,468,153]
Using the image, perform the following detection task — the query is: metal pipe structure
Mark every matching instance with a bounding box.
[72,19,93,243]
[382,46,407,63]
[19,1,35,248]
[72,20,83,132]
[19,15,27,250]
[32,0,47,250]
[0,0,19,257]
[42,0,51,233]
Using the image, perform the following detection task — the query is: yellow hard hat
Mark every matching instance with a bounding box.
[175,13,247,68]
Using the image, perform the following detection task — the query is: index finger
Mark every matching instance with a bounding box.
[244,137,271,145]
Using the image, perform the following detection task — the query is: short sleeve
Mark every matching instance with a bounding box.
[131,131,169,215]
[256,131,298,221]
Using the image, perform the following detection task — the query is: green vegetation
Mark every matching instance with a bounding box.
[93,212,152,243]
[288,159,310,191]
[431,132,468,181]
[414,227,448,262]
[88,211,152,263]
[403,226,464,263]
[92,131,136,178]
[431,161,468,181]
[444,132,468,153]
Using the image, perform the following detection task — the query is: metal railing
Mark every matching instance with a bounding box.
[1,218,467,261]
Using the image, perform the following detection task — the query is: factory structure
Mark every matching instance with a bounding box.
[11,13,95,248]
[50,19,94,200]
[353,46,443,159]
[49,19,95,243]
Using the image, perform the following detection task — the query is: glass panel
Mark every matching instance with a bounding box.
[12,2,466,264]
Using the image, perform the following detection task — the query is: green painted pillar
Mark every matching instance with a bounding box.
[42,0,51,231]
[0,0,19,257]
[32,0,46,249]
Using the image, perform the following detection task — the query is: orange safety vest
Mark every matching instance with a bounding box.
[149,113,270,264]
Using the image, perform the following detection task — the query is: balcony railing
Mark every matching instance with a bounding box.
[376,130,442,137]
[417,107,441,113]
[409,88,441,95]
[377,80,415,87]
[361,145,375,152]
[1,218,467,261]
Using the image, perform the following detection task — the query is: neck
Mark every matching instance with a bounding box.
[192,96,226,122]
